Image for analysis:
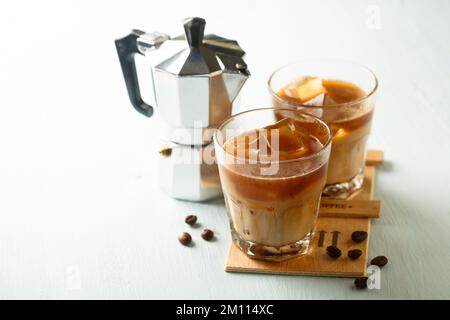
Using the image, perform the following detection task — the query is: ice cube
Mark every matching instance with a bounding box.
[303,93,325,106]
[330,125,348,141]
[227,131,264,161]
[293,76,326,102]
[323,93,337,105]
[264,118,306,156]
[256,128,272,150]
[265,118,296,132]
[226,117,313,162]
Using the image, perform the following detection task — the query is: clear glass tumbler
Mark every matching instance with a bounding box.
[268,59,378,198]
[214,108,332,261]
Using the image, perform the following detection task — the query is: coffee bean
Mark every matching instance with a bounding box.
[326,246,341,259]
[371,255,388,268]
[178,232,192,246]
[159,146,172,158]
[354,277,368,289]
[185,214,197,226]
[201,229,214,241]
[351,231,368,243]
[348,249,362,260]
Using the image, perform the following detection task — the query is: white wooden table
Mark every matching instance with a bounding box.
[1,0,449,299]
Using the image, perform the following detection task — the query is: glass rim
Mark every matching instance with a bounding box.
[213,107,333,165]
[267,58,379,109]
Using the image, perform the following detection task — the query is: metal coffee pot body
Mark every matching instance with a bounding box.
[115,17,250,201]
[115,17,249,133]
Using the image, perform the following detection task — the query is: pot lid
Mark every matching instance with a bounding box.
[155,17,248,76]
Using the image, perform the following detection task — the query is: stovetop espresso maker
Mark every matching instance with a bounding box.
[115,17,250,201]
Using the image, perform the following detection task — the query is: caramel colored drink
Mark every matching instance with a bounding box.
[214,108,332,261]
[269,60,377,198]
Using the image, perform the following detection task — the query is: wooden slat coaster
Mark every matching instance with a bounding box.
[319,199,380,218]
[365,149,384,166]
[225,150,383,277]
[226,217,371,277]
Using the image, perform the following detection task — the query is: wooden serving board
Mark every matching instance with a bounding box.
[225,150,384,278]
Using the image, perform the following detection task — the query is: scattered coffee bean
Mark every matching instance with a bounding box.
[185,214,197,226]
[351,231,368,243]
[326,246,342,259]
[178,232,192,246]
[201,229,214,241]
[348,249,362,260]
[159,146,172,158]
[371,255,388,268]
[354,277,368,289]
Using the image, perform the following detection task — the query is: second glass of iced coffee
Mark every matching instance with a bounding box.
[268,59,378,198]
[214,108,332,261]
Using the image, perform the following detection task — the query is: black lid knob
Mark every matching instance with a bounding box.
[183,17,205,49]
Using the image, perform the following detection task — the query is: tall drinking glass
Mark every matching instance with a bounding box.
[268,59,378,198]
[214,108,332,261]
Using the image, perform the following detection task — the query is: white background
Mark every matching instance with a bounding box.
[0,0,449,299]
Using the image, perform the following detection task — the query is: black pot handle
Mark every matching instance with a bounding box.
[115,30,153,117]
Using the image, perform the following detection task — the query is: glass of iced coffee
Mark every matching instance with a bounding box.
[268,59,378,198]
[214,108,332,261]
